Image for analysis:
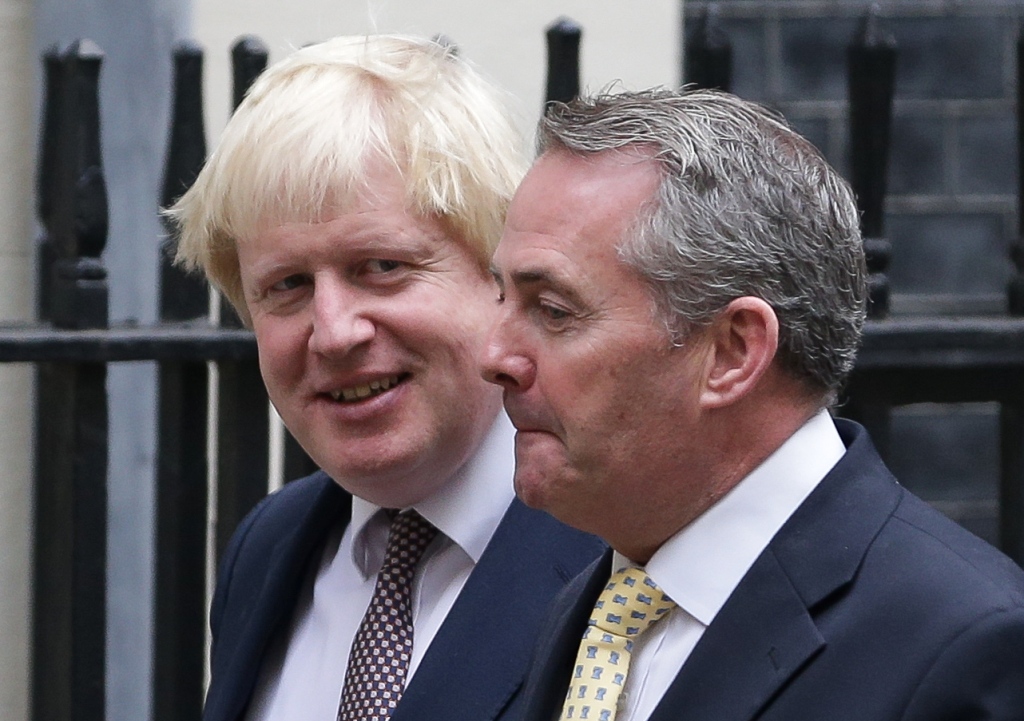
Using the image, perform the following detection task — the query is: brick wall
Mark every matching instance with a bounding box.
[686,0,1020,309]
[685,0,1024,543]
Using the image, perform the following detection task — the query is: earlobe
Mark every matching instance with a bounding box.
[700,297,779,409]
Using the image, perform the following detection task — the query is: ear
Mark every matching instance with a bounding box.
[699,297,779,409]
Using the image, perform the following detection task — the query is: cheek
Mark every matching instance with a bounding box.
[427,294,498,364]
[553,353,655,442]
[253,321,306,387]
[546,345,613,401]
[454,280,500,324]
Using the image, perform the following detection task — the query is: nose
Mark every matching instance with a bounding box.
[480,314,535,391]
[308,278,375,356]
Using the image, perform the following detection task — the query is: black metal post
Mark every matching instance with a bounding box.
[153,40,211,721]
[216,359,270,559]
[1009,30,1024,316]
[545,17,582,107]
[684,4,732,92]
[219,35,269,331]
[431,34,459,55]
[215,35,272,559]
[231,35,269,113]
[1003,29,1024,565]
[848,4,896,320]
[160,41,209,322]
[845,6,897,460]
[37,45,61,322]
[1001,388,1024,565]
[33,39,109,721]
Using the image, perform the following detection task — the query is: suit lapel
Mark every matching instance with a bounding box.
[393,500,605,721]
[213,476,351,721]
[649,550,824,721]
[648,420,901,721]
[522,551,614,721]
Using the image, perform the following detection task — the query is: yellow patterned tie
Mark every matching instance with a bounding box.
[559,567,676,721]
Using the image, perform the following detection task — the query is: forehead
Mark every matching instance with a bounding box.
[494,148,659,284]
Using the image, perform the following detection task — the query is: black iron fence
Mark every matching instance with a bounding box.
[6,10,1024,721]
[686,5,1024,565]
[9,36,312,721]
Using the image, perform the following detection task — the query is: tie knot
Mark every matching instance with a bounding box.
[589,567,675,637]
[382,509,439,574]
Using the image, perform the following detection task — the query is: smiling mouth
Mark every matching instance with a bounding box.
[328,374,408,403]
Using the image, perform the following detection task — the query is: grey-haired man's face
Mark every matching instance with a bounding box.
[481,149,715,561]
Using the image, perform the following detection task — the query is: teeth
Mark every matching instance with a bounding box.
[330,375,402,403]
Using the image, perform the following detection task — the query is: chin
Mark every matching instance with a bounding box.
[512,481,545,511]
[513,465,569,517]
[328,462,440,508]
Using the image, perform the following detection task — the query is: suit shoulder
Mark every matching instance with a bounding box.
[902,604,1024,720]
[507,498,602,543]
[876,488,1024,610]
[501,499,606,577]
[238,471,337,537]
[215,471,343,599]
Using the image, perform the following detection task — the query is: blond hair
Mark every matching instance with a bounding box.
[166,34,526,322]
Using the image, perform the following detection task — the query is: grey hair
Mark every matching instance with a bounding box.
[538,88,867,402]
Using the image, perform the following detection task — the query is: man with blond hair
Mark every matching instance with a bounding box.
[483,88,1024,720]
[168,35,602,721]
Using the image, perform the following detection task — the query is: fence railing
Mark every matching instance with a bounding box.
[11,36,304,721]
[7,10,1024,721]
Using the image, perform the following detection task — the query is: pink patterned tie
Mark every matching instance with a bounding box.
[337,509,439,721]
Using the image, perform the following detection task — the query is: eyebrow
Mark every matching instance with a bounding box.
[492,264,587,306]
[491,264,554,287]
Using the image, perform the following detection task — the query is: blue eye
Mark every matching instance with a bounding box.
[271,274,309,291]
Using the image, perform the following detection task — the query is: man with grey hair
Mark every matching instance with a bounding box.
[482,88,1024,720]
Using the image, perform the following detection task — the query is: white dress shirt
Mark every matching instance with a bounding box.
[613,410,846,721]
[245,412,516,721]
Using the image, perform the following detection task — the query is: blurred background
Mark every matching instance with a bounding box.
[4,1,1024,720]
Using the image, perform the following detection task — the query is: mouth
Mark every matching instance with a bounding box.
[327,373,409,403]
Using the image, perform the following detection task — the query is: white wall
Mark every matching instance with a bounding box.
[194,0,681,147]
[0,0,34,717]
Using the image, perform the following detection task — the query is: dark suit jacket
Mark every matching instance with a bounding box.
[523,419,1024,720]
[203,471,605,721]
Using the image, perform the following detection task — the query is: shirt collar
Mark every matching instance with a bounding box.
[622,408,845,626]
[348,411,516,578]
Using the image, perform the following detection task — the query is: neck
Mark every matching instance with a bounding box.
[611,386,823,565]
